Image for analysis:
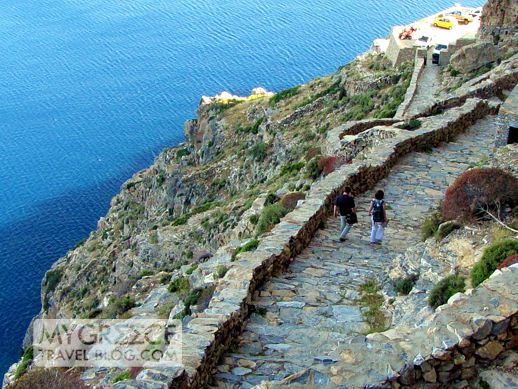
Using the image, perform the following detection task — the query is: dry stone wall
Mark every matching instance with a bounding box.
[395,55,426,120]
[108,98,498,389]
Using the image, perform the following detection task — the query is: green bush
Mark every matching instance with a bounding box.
[397,119,422,130]
[112,370,130,383]
[269,85,301,105]
[14,347,33,379]
[236,239,259,255]
[250,141,267,161]
[249,214,259,225]
[428,275,465,309]
[421,212,443,240]
[104,295,136,319]
[256,204,288,235]
[472,239,518,287]
[185,264,198,275]
[215,265,228,278]
[137,269,153,279]
[394,275,418,295]
[168,276,189,294]
[280,161,305,176]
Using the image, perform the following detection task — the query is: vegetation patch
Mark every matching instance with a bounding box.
[394,274,418,295]
[498,254,518,270]
[250,141,267,161]
[14,347,33,379]
[112,370,130,384]
[397,119,422,130]
[235,239,260,258]
[280,161,305,177]
[269,85,301,105]
[215,265,229,278]
[421,211,443,240]
[441,168,518,222]
[358,278,388,333]
[104,295,136,319]
[256,204,288,235]
[168,276,190,295]
[429,274,465,309]
[472,239,518,287]
[173,289,201,319]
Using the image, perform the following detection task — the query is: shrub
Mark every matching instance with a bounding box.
[256,204,288,235]
[44,268,63,294]
[113,370,130,383]
[12,368,87,389]
[174,289,201,319]
[104,295,136,319]
[394,275,418,295]
[185,264,198,275]
[137,269,153,279]
[215,265,229,278]
[472,239,518,287]
[264,192,280,205]
[497,254,518,270]
[305,157,323,179]
[250,141,267,161]
[249,215,259,225]
[397,119,421,130]
[441,168,518,222]
[269,85,301,105]
[428,275,465,309]
[280,161,305,176]
[14,347,33,379]
[168,276,189,294]
[421,211,443,240]
[280,192,306,211]
[236,239,259,255]
[319,156,339,176]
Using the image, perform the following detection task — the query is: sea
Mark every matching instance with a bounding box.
[0,0,484,376]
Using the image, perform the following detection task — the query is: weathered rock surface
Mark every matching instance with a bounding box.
[450,42,502,74]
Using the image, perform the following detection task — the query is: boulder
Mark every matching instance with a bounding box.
[450,42,502,74]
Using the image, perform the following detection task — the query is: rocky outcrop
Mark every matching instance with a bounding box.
[480,0,518,45]
[450,41,502,74]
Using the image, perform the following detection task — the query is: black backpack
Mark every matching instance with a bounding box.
[372,199,384,222]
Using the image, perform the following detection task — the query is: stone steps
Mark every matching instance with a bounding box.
[211,115,499,388]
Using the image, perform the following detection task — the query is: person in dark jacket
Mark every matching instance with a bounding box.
[333,187,357,242]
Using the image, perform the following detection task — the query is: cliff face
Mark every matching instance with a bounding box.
[37,52,412,322]
[480,0,518,47]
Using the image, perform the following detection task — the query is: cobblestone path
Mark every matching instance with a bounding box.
[406,53,441,118]
[212,117,497,388]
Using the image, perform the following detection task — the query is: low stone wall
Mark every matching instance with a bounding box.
[410,53,518,120]
[114,98,495,388]
[325,118,400,155]
[395,54,426,120]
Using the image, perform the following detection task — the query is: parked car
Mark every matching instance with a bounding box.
[433,17,454,30]
[432,44,448,64]
[468,8,482,18]
[414,35,432,48]
[446,10,473,24]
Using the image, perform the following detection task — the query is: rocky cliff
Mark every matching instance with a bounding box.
[32,53,411,325]
[480,0,518,47]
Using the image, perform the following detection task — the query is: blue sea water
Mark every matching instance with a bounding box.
[0,0,484,376]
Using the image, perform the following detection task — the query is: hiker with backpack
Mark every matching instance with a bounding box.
[368,190,387,245]
[334,187,357,242]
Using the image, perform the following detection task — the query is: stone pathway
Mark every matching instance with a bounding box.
[406,52,441,118]
[211,117,497,388]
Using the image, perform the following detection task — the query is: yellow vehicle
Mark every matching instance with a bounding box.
[446,11,473,25]
[433,17,454,30]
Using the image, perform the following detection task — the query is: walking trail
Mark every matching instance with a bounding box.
[406,53,441,118]
[211,116,497,388]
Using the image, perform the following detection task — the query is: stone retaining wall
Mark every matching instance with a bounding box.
[410,53,518,120]
[115,98,496,388]
[394,54,426,120]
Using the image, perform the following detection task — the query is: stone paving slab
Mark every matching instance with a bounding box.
[212,116,499,388]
